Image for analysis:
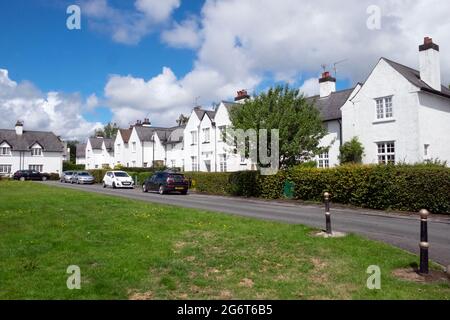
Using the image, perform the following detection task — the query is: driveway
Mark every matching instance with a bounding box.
[44,181,450,266]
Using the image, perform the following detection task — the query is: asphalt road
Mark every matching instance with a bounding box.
[44,181,450,267]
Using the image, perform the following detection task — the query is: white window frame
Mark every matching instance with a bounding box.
[191,156,198,171]
[203,128,210,143]
[375,96,394,120]
[318,152,330,168]
[31,147,43,156]
[377,142,396,165]
[0,147,11,156]
[29,165,43,172]
[191,131,198,145]
[219,154,227,172]
[131,142,137,153]
[0,165,12,173]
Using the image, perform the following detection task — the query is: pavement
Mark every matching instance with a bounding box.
[43,181,450,266]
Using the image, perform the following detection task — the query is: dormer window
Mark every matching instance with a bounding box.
[375,96,393,120]
[0,144,11,156]
[31,145,43,156]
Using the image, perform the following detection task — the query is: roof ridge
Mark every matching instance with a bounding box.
[381,57,419,73]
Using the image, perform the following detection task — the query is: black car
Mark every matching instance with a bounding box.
[142,172,189,195]
[13,170,50,181]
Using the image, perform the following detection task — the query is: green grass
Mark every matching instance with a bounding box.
[0,181,449,300]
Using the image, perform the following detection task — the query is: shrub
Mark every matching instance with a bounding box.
[49,173,60,181]
[339,137,365,164]
[183,165,450,214]
[63,163,85,171]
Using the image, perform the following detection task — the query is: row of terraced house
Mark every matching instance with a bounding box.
[1,37,448,177]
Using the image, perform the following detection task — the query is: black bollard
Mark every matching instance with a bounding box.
[419,209,430,274]
[324,192,332,235]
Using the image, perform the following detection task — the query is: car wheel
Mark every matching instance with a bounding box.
[181,190,188,195]
[20,177,25,182]
[103,182,107,188]
[142,184,148,193]
[113,182,116,189]
[158,185,165,195]
[42,176,47,181]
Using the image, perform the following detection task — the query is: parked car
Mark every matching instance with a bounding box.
[102,171,134,189]
[142,172,189,195]
[13,170,50,181]
[71,171,95,185]
[60,171,75,183]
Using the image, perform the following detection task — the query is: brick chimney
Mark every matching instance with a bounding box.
[419,37,441,91]
[319,71,336,98]
[15,120,23,135]
[234,89,250,104]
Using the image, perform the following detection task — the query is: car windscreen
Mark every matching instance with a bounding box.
[114,172,129,177]
[170,174,185,182]
[78,172,90,176]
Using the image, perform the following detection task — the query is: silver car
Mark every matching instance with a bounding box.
[71,171,95,185]
[61,171,75,183]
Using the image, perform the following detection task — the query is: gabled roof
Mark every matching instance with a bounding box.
[119,129,132,143]
[0,129,64,152]
[382,58,450,99]
[193,108,216,121]
[88,137,104,150]
[76,143,86,158]
[103,138,114,152]
[222,101,240,112]
[306,88,356,121]
[166,126,185,145]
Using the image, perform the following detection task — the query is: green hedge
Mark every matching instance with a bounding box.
[63,163,85,171]
[185,164,450,214]
[87,169,154,185]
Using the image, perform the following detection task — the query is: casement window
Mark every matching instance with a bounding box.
[375,96,393,120]
[219,154,227,172]
[218,126,226,142]
[203,128,210,143]
[29,165,43,172]
[31,147,42,156]
[191,156,198,171]
[116,144,121,154]
[191,131,198,145]
[318,152,330,168]
[0,165,11,173]
[0,147,11,156]
[131,142,136,153]
[377,142,396,164]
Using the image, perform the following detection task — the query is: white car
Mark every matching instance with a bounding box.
[102,171,134,189]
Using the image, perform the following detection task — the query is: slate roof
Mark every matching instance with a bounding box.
[193,108,216,121]
[306,88,356,121]
[382,58,450,99]
[76,143,86,158]
[103,138,114,152]
[119,129,132,143]
[166,126,185,144]
[88,137,104,150]
[0,129,64,152]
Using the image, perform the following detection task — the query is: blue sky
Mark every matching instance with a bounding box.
[0,0,447,139]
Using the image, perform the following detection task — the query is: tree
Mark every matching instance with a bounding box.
[229,85,328,168]
[176,114,189,126]
[66,140,79,164]
[339,137,365,164]
[92,122,119,139]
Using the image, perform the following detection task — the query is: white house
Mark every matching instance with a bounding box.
[85,137,114,169]
[0,121,65,176]
[341,37,450,165]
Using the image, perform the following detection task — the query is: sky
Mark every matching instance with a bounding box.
[0,0,449,140]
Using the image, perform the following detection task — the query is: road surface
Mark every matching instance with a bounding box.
[43,181,450,266]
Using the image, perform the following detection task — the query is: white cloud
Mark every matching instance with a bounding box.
[161,17,201,49]
[81,0,181,45]
[299,78,320,97]
[0,69,101,140]
[104,0,450,127]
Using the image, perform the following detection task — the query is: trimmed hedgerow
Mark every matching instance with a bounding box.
[185,164,450,214]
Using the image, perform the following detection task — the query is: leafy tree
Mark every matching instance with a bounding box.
[66,140,79,164]
[93,122,119,139]
[229,85,328,168]
[339,137,365,164]
[176,114,189,126]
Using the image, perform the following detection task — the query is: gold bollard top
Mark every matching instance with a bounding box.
[324,192,330,200]
[420,209,430,220]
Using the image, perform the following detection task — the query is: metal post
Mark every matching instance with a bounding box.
[324,192,332,235]
[419,209,430,274]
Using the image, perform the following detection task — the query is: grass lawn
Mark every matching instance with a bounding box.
[0,181,449,300]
